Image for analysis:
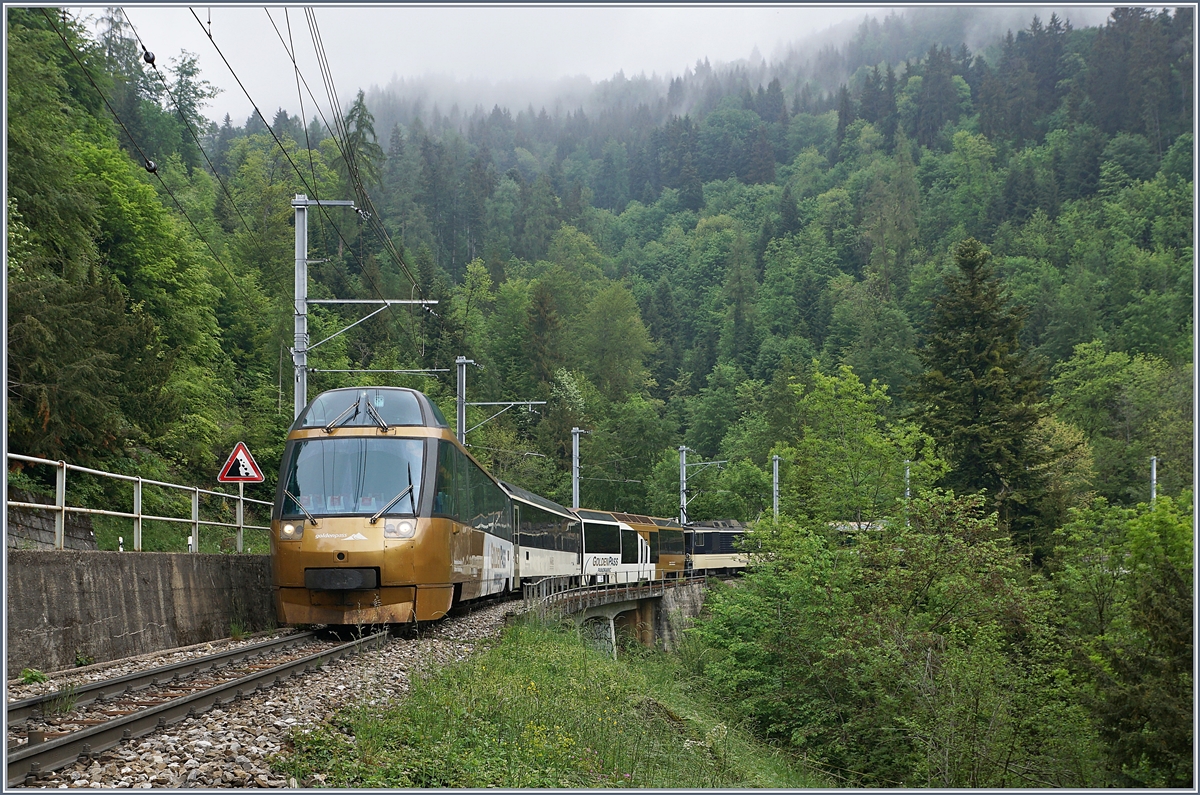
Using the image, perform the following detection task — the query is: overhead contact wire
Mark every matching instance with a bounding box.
[267,6,429,323]
[268,6,427,348]
[281,8,320,203]
[302,8,421,295]
[41,8,253,304]
[187,6,379,293]
[190,6,423,365]
[118,8,274,273]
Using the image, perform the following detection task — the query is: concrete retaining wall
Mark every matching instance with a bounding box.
[6,551,274,674]
[7,490,97,551]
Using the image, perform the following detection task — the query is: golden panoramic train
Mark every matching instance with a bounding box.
[271,387,745,626]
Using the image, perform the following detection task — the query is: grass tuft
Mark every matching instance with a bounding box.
[46,684,78,717]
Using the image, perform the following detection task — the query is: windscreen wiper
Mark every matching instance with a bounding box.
[371,464,417,525]
[406,462,416,513]
[323,400,360,433]
[283,488,318,525]
[365,401,390,431]
[370,483,414,525]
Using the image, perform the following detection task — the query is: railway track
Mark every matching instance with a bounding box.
[6,630,388,787]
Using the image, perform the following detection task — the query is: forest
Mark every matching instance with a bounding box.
[6,6,1193,787]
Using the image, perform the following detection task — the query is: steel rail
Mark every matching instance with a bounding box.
[7,631,389,787]
[6,632,317,727]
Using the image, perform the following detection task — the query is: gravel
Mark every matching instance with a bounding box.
[14,600,521,789]
[7,631,303,703]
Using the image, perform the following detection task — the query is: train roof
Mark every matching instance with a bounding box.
[688,518,747,532]
[290,387,449,433]
[577,510,685,529]
[499,481,575,519]
[609,511,656,525]
[575,508,620,523]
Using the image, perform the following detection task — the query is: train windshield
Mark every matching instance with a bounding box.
[296,389,425,429]
[278,438,424,518]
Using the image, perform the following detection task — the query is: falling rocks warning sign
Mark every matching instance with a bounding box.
[218,442,265,483]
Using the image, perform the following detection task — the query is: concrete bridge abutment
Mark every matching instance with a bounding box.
[568,580,706,658]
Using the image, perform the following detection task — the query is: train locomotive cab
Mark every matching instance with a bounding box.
[271,387,514,627]
[685,519,748,575]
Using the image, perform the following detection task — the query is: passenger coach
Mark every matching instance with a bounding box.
[685,519,747,574]
[502,481,581,581]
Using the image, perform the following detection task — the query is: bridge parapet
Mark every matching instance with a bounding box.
[521,574,705,619]
[520,575,707,657]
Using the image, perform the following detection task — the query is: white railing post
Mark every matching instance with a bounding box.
[191,488,200,552]
[55,461,67,549]
[133,477,143,551]
[237,482,245,553]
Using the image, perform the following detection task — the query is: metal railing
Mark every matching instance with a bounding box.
[522,572,707,620]
[6,454,272,552]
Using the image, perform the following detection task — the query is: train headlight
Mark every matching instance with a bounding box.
[280,522,303,540]
[384,519,416,539]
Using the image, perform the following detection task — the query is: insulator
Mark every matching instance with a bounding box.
[142,50,155,66]
[145,160,158,174]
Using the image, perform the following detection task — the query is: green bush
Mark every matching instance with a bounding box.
[688,491,1106,787]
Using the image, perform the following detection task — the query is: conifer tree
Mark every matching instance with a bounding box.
[778,182,801,237]
[677,151,704,211]
[745,125,775,185]
[832,84,855,162]
[909,238,1050,556]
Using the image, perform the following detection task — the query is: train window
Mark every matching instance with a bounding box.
[296,389,424,429]
[433,441,458,519]
[648,530,659,563]
[425,400,450,428]
[660,529,685,556]
[583,522,619,554]
[621,527,639,564]
[434,441,512,541]
[519,502,551,550]
[278,437,424,518]
[371,390,425,426]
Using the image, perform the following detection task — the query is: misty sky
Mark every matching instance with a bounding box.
[73,5,892,124]
[70,5,1116,127]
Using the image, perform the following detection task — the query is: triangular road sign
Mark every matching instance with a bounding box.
[218,441,265,483]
